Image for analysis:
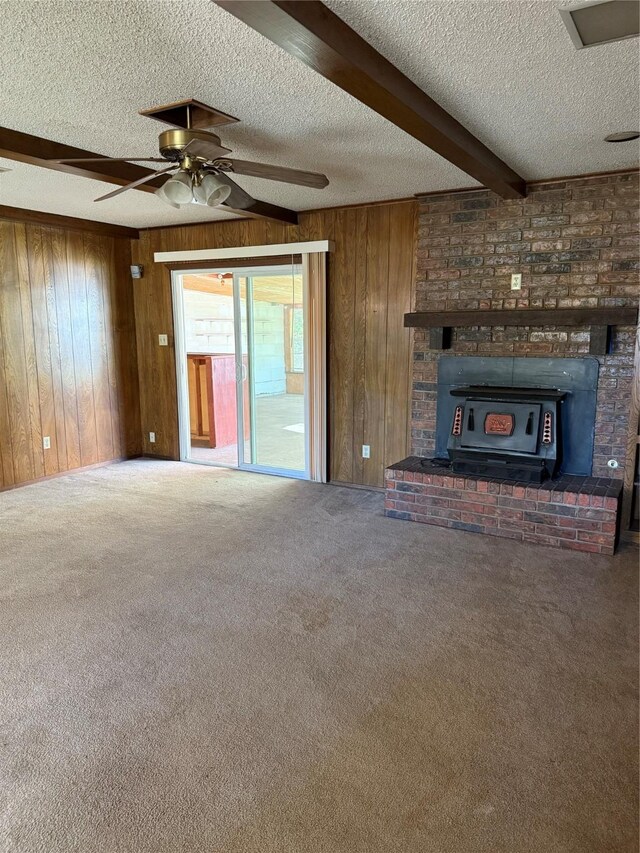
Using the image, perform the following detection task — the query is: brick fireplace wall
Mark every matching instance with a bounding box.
[411,171,639,479]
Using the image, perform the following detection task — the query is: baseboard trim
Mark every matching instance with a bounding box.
[0,456,141,493]
[329,479,385,494]
[141,453,178,461]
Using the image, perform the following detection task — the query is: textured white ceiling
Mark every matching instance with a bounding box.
[325,0,640,179]
[0,0,638,228]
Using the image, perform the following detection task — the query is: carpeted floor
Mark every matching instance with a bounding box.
[0,459,637,853]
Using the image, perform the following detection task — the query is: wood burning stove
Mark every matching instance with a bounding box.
[447,386,567,483]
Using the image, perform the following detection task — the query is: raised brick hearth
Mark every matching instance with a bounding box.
[385,457,623,555]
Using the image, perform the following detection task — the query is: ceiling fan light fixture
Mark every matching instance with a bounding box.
[198,172,232,207]
[162,171,193,205]
[154,182,181,209]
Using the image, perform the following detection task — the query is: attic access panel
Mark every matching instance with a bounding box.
[560,0,640,49]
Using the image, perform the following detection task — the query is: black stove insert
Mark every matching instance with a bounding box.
[447,386,567,483]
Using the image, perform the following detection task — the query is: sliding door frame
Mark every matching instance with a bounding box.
[171,270,193,465]
[170,254,327,481]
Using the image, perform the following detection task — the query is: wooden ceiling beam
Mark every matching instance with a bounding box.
[214,0,527,199]
[224,198,298,224]
[0,126,299,224]
[0,126,167,192]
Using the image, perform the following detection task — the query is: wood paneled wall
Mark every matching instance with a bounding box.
[0,220,141,489]
[131,200,417,487]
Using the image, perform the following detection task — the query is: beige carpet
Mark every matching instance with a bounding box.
[0,460,637,853]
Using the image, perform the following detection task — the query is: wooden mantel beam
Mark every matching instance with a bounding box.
[214,0,527,199]
[0,126,299,225]
[404,307,638,355]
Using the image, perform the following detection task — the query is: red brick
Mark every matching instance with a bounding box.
[413,515,452,529]
[558,516,601,532]
[577,530,615,546]
[498,519,536,533]
[535,523,577,539]
[576,508,616,521]
[498,496,538,511]
[559,540,602,554]
[523,533,561,548]
[495,507,524,521]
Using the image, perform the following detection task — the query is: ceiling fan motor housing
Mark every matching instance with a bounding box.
[158,128,224,161]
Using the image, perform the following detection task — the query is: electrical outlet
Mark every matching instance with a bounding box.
[362,444,370,459]
[511,273,522,291]
[43,436,51,450]
[158,334,168,347]
[149,432,156,443]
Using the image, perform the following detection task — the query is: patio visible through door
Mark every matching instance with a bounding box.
[172,260,309,478]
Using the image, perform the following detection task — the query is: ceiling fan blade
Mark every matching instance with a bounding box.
[49,157,168,164]
[94,164,176,202]
[213,172,255,209]
[217,158,329,189]
[182,137,232,161]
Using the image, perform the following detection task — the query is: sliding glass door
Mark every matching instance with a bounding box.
[173,259,309,479]
[235,265,306,475]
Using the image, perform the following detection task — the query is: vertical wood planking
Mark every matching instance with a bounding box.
[67,231,99,465]
[362,205,391,487]
[384,202,416,470]
[351,206,369,485]
[84,233,115,462]
[42,227,69,472]
[49,227,82,470]
[0,222,36,483]
[0,224,18,487]
[326,209,356,483]
[109,238,142,458]
[0,218,139,490]
[15,223,45,480]
[27,225,60,475]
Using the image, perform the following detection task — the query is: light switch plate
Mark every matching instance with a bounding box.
[511,274,522,291]
[149,432,156,443]
[158,334,168,346]
[362,444,370,459]
[43,436,51,450]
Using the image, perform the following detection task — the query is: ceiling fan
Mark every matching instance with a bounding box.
[46,100,329,212]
